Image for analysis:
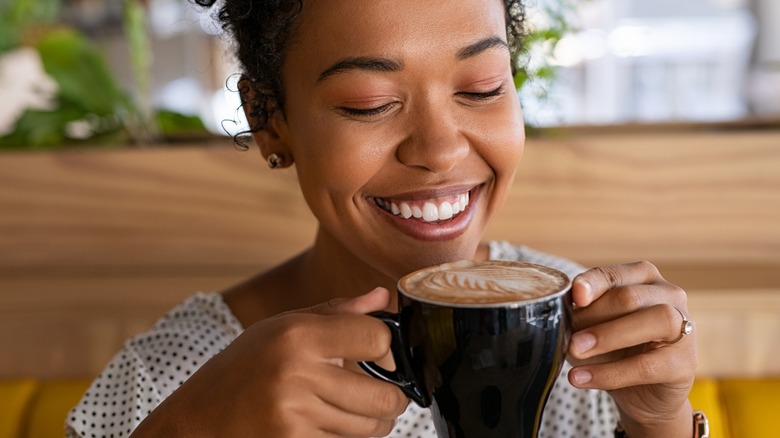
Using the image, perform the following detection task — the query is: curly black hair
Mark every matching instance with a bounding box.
[193,0,526,143]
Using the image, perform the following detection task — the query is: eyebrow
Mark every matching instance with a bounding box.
[316,36,509,83]
[317,57,403,82]
[456,36,510,60]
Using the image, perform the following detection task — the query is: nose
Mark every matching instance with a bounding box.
[396,101,470,173]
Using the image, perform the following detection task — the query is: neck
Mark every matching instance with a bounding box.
[222,226,492,328]
[297,227,399,308]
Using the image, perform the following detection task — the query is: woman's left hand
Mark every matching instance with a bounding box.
[567,261,697,438]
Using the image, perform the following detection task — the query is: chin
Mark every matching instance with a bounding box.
[385,237,483,279]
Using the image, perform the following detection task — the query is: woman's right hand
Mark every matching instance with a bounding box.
[131,287,409,437]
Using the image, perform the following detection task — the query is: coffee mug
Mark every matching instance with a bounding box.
[359,260,572,438]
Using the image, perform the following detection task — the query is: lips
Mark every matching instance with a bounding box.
[369,186,480,242]
[374,191,470,222]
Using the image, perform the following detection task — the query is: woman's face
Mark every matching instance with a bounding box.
[271,0,525,279]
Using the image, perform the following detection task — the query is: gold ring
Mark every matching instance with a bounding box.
[661,307,693,345]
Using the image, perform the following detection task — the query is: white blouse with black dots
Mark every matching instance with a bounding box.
[66,241,619,437]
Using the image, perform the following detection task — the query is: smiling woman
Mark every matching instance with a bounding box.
[64,0,704,437]
[266,0,525,276]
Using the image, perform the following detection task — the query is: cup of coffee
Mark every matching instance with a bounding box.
[359,260,572,438]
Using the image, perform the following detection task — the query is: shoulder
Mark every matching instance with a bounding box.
[144,292,244,340]
[487,240,587,281]
[66,293,243,437]
[124,293,243,375]
[125,292,243,393]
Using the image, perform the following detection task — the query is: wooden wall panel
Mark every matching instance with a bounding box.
[1,130,778,379]
[0,145,316,268]
[486,130,780,266]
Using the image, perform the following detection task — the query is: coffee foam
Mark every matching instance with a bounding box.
[400,260,570,305]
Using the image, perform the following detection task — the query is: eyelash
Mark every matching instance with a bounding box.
[458,84,506,101]
[339,104,394,117]
[338,84,506,117]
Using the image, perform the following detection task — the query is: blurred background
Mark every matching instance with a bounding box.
[522,0,779,126]
[0,1,778,437]
[1,0,779,147]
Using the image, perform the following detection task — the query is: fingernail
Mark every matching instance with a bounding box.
[577,279,592,300]
[571,369,592,385]
[571,332,597,355]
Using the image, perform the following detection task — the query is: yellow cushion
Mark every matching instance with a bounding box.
[689,378,729,438]
[0,380,38,438]
[1,378,775,438]
[720,378,780,438]
[25,380,91,438]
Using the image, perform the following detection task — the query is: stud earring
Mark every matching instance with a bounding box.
[267,153,284,169]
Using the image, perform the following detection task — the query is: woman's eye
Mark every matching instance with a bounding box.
[458,84,506,101]
[338,103,394,117]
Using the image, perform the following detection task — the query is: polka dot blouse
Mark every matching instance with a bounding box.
[66,242,618,437]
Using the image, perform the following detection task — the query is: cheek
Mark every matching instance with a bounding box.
[494,123,525,166]
[291,117,394,207]
[476,103,526,176]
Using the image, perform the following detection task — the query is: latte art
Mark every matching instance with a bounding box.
[400,260,570,305]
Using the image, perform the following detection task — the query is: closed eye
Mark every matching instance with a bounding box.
[337,102,395,117]
[458,84,506,101]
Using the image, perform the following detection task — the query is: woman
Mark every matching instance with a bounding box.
[66,0,700,436]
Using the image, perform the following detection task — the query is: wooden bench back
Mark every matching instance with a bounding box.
[1,128,778,378]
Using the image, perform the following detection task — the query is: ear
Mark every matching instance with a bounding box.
[238,77,292,162]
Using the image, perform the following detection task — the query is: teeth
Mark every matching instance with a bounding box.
[400,203,412,219]
[439,201,453,220]
[422,202,437,221]
[377,192,470,223]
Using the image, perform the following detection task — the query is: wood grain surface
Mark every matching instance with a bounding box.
[1,129,778,379]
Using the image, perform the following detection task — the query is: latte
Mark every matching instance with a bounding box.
[399,260,570,305]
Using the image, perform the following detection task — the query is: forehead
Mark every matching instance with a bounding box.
[287,0,508,73]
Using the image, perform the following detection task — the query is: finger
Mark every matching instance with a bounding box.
[573,261,664,307]
[280,387,398,438]
[307,313,393,361]
[568,344,696,391]
[289,287,391,316]
[571,283,687,331]
[265,361,400,437]
[570,304,692,360]
[315,400,398,438]
[316,365,409,420]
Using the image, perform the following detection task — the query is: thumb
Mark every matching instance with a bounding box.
[289,287,392,316]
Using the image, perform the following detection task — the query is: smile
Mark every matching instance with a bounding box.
[373,191,470,223]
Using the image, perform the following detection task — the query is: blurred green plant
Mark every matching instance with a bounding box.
[514,2,573,88]
[513,0,580,130]
[0,0,59,52]
[0,0,208,149]
[123,0,158,144]
[0,0,135,148]
[0,27,135,149]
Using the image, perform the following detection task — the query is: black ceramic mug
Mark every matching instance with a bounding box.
[359,260,572,438]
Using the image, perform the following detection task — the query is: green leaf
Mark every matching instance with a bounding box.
[0,0,60,52]
[35,29,130,116]
[0,108,75,149]
[1,28,136,148]
[514,70,529,90]
[156,110,208,137]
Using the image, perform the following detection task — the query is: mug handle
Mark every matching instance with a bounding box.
[357,311,430,407]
